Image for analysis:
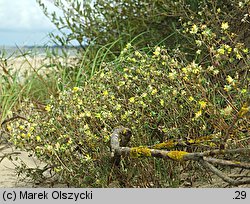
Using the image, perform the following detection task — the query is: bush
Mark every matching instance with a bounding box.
[5,0,249,187]
[37,0,181,49]
[36,0,250,84]
[8,39,249,187]
[37,0,250,51]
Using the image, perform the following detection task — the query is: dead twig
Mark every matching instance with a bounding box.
[1,114,28,127]
[203,157,250,169]
[199,159,250,186]
[110,126,250,186]
[0,152,21,163]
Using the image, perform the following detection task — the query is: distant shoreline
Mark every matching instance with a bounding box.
[0,46,79,58]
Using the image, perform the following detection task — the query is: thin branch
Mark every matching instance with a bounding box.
[0,145,9,151]
[1,114,28,127]
[110,126,132,157]
[110,127,250,186]
[199,159,250,186]
[110,126,132,166]
[204,157,250,169]
[228,174,250,178]
[0,152,21,163]
[184,148,250,160]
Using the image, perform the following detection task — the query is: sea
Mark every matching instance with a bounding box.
[0,46,78,58]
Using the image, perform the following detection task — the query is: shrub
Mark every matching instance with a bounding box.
[37,0,182,49]
[8,39,249,186]
[35,0,250,84]
[37,0,250,51]
[5,0,249,187]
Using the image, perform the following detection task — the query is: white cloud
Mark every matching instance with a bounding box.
[0,0,55,31]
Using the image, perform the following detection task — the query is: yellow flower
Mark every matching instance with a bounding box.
[188,96,194,102]
[129,97,135,103]
[241,89,247,94]
[45,105,51,112]
[217,48,225,55]
[238,103,249,117]
[135,51,142,57]
[190,24,198,34]
[79,113,85,118]
[54,167,62,173]
[36,136,41,142]
[226,75,234,84]
[115,104,122,110]
[151,88,158,95]
[227,47,232,54]
[139,101,147,108]
[126,43,132,49]
[29,126,35,132]
[19,125,25,130]
[196,49,201,55]
[6,125,12,131]
[195,40,202,47]
[199,101,207,109]
[182,67,188,74]
[224,85,232,92]
[243,48,248,54]
[160,99,164,106]
[67,138,73,145]
[72,87,80,93]
[195,110,202,118]
[118,81,125,87]
[213,69,219,75]
[85,111,91,117]
[103,90,109,96]
[153,47,161,56]
[77,99,83,105]
[84,154,92,162]
[236,53,242,60]
[84,124,89,130]
[168,71,177,80]
[100,72,105,78]
[95,113,101,118]
[221,22,229,30]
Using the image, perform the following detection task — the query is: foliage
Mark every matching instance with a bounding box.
[1,0,250,187]
[36,0,250,52]
[36,0,181,50]
[7,38,249,186]
[35,0,250,90]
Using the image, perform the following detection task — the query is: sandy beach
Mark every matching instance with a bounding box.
[0,55,78,83]
[0,145,43,187]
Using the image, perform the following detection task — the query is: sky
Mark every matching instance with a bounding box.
[0,0,57,46]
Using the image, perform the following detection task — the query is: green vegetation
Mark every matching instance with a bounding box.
[0,0,249,187]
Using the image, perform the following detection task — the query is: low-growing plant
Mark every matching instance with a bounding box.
[7,36,249,186]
